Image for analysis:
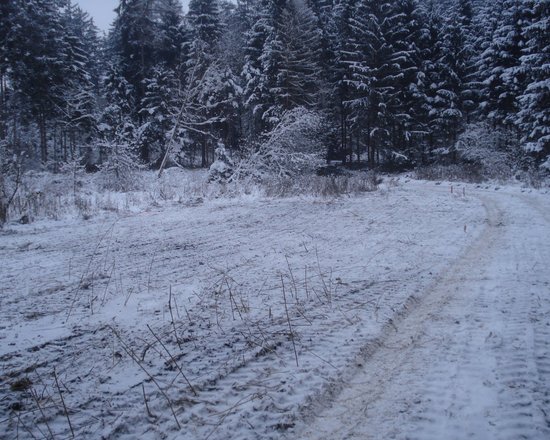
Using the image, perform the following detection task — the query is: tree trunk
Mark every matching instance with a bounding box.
[369,137,375,166]
[140,141,149,163]
[201,138,207,168]
[0,71,5,141]
[39,111,47,163]
[340,106,347,164]
[0,173,7,227]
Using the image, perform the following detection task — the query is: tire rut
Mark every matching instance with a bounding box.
[296,189,550,440]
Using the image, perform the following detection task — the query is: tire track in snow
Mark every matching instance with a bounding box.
[295,189,550,440]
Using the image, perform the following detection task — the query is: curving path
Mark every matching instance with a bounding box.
[297,187,550,440]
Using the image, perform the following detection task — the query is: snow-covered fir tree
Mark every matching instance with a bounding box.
[516,0,550,170]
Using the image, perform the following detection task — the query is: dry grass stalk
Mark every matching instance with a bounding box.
[53,368,74,438]
[146,324,197,396]
[168,286,182,351]
[142,383,156,419]
[109,326,182,429]
[281,275,299,367]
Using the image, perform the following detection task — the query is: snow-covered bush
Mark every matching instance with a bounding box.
[454,123,515,180]
[231,107,326,182]
[523,140,550,176]
[208,144,234,182]
[97,137,142,191]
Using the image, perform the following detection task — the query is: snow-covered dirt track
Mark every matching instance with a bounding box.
[0,180,548,439]
[297,186,550,440]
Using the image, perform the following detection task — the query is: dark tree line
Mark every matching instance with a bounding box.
[1,0,549,176]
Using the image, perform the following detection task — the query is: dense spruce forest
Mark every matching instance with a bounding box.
[0,0,548,182]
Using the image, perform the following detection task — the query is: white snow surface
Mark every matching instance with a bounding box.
[0,179,549,439]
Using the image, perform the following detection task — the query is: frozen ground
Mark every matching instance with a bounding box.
[0,178,548,439]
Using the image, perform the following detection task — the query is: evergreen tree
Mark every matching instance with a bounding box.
[109,0,158,161]
[257,0,287,127]
[477,0,527,130]
[158,0,187,71]
[388,0,430,161]
[0,0,17,147]
[427,1,478,147]
[241,0,273,141]
[347,0,401,164]
[107,0,189,164]
[0,0,547,176]
[327,0,357,162]
[99,63,139,181]
[198,65,242,151]
[421,2,448,151]
[241,0,291,139]
[277,0,323,110]
[133,1,188,165]
[4,0,67,163]
[187,0,222,54]
[58,1,101,164]
[138,66,181,164]
[186,0,224,166]
[517,0,550,169]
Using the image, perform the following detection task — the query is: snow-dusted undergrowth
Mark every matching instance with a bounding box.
[4,168,380,226]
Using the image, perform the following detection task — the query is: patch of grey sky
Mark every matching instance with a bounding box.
[74,0,190,33]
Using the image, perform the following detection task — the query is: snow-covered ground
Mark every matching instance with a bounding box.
[0,178,548,439]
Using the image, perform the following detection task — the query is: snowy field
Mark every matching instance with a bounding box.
[1,177,549,439]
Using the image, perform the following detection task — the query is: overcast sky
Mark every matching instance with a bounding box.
[74,0,118,32]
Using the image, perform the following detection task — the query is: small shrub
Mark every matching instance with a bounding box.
[75,195,93,220]
[454,123,516,180]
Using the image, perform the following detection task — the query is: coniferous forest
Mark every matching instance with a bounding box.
[0,0,549,183]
